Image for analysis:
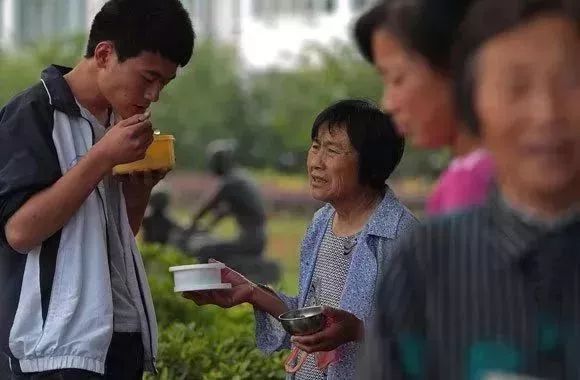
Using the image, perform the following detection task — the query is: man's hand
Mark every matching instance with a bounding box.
[93,111,153,168]
[291,307,364,353]
[4,113,153,252]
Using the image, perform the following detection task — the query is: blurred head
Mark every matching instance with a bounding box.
[454,0,580,205]
[85,0,195,119]
[149,191,170,212]
[307,99,405,204]
[372,27,457,148]
[206,140,237,176]
[353,3,387,64]
[356,0,472,148]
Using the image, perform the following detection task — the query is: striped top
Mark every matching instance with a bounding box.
[360,192,580,380]
[295,221,358,380]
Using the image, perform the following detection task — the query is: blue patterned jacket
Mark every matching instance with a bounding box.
[254,189,418,379]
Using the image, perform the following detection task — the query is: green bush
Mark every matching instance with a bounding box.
[140,244,286,379]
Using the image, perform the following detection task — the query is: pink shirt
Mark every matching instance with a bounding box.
[426,149,495,216]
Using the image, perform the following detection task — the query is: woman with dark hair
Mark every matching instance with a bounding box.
[361,0,580,378]
[184,99,417,380]
[354,1,495,216]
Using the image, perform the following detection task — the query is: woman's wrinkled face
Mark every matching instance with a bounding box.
[372,28,458,148]
[474,14,580,199]
[307,124,361,203]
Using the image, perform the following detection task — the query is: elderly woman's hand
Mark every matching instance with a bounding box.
[291,307,364,353]
[182,260,254,308]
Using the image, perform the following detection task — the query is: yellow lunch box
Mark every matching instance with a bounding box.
[112,134,175,175]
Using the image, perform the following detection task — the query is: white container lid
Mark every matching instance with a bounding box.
[174,283,232,292]
[169,263,225,272]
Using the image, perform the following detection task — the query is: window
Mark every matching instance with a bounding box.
[180,0,195,14]
[279,0,294,14]
[231,0,241,35]
[252,0,333,20]
[325,0,336,13]
[17,0,86,45]
[0,0,4,42]
[190,0,212,37]
[253,0,286,21]
[253,0,266,18]
[351,0,372,11]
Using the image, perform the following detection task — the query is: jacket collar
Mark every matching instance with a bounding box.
[40,65,81,117]
[316,187,407,240]
[364,187,406,239]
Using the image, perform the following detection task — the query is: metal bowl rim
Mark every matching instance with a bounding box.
[278,306,324,321]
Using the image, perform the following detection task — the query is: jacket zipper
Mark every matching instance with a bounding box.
[131,251,158,373]
[83,116,156,372]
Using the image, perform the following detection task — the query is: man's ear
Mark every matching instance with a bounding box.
[93,41,116,69]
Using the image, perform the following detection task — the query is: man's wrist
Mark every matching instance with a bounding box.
[88,141,114,172]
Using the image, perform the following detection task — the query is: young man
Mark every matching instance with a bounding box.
[0,0,194,378]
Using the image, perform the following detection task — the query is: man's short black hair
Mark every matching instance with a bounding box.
[86,0,195,67]
[452,0,579,134]
[311,99,405,192]
[385,0,473,72]
[353,3,388,63]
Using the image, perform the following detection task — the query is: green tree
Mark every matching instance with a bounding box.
[0,35,84,105]
[244,41,446,177]
[151,41,248,170]
[245,42,382,170]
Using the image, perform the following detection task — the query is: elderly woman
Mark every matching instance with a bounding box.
[354,1,495,216]
[184,99,417,379]
[361,0,580,378]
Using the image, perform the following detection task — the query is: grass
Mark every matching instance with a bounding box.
[262,213,309,293]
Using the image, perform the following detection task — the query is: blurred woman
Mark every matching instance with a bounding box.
[184,99,417,380]
[354,1,495,216]
[361,0,580,378]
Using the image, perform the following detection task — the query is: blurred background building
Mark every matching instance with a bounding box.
[0,0,375,69]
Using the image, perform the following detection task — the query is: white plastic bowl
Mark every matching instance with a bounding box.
[169,263,232,292]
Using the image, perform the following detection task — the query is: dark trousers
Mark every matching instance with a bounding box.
[10,332,144,380]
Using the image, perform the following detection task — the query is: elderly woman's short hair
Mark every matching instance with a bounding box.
[311,99,405,192]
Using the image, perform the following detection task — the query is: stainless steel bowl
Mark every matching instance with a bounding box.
[279,306,325,336]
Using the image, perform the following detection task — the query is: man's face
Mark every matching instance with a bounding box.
[95,43,178,119]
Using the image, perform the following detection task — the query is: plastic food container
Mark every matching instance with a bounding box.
[113,134,175,175]
[169,263,232,292]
